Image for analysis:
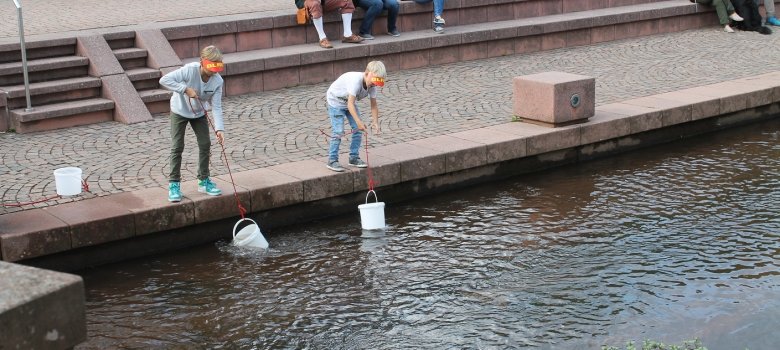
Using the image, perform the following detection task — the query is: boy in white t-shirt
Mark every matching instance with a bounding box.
[325,61,386,172]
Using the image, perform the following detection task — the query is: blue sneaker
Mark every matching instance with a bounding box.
[767,16,780,26]
[168,182,182,202]
[198,178,222,196]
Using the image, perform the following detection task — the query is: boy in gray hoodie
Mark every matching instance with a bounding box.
[159,45,226,202]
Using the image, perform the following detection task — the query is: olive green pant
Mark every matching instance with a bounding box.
[696,0,736,25]
[168,112,211,182]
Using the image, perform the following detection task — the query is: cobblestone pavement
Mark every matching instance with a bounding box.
[2,28,780,214]
[0,0,293,39]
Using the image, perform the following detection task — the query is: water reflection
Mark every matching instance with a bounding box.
[78,120,779,350]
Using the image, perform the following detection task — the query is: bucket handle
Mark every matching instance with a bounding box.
[365,190,378,204]
[233,218,258,239]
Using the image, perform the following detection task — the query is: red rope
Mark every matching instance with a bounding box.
[2,180,90,207]
[364,132,376,191]
[189,98,247,219]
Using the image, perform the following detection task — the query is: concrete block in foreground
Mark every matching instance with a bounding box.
[513,71,595,127]
[0,261,86,349]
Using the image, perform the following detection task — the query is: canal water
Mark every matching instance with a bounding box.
[77,119,779,350]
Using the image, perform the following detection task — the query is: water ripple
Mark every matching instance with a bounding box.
[78,120,780,349]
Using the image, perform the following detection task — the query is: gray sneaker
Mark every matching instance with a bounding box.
[348,158,368,168]
[434,16,445,33]
[359,33,375,40]
[327,161,346,172]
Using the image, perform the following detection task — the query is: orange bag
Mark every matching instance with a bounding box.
[296,8,310,25]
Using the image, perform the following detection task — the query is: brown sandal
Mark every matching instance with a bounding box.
[342,34,364,44]
[319,38,333,49]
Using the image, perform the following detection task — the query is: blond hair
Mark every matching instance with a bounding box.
[200,45,223,62]
[366,61,386,78]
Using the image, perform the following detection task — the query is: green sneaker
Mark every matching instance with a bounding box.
[198,178,222,196]
[168,182,182,202]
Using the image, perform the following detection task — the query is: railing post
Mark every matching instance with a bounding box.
[12,0,33,111]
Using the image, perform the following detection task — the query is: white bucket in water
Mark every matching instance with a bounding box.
[53,167,83,196]
[232,218,269,249]
[358,190,385,230]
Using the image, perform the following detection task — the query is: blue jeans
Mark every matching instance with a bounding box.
[328,105,363,162]
[413,0,444,17]
[355,0,399,35]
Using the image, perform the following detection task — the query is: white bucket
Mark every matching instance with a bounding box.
[232,218,269,249]
[358,190,385,230]
[53,167,83,196]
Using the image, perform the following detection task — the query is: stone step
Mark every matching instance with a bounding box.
[113,47,148,70]
[0,38,77,64]
[104,31,136,50]
[213,0,706,95]
[139,88,172,114]
[10,98,115,133]
[125,67,162,90]
[0,56,90,85]
[164,0,680,58]
[0,76,102,109]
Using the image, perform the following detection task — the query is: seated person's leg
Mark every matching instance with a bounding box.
[355,0,383,38]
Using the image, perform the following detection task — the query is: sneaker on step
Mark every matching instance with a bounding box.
[359,33,375,40]
[327,161,346,172]
[387,29,401,37]
[342,34,364,43]
[168,182,182,202]
[433,16,445,33]
[198,178,222,196]
[348,157,368,168]
[729,13,744,21]
[724,24,735,33]
[767,16,780,26]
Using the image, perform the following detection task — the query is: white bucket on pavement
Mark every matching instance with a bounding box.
[232,218,269,249]
[53,167,83,196]
[358,190,385,230]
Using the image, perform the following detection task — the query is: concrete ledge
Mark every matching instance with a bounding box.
[0,261,86,349]
[270,159,355,202]
[43,197,135,249]
[0,209,70,262]
[5,72,780,269]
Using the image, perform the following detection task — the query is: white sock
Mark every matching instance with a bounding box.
[342,13,353,37]
[313,17,326,40]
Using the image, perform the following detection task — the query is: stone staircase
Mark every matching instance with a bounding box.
[107,32,173,115]
[0,0,732,133]
[0,38,114,133]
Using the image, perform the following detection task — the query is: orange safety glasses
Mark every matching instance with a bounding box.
[202,59,224,72]
[371,76,385,87]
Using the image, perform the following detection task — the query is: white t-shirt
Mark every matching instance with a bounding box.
[326,72,378,108]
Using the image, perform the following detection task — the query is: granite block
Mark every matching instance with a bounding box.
[578,110,632,144]
[370,143,446,182]
[43,197,135,249]
[408,135,487,172]
[269,159,354,202]
[0,262,86,349]
[449,127,528,163]
[513,71,595,126]
[223,168,304,212]
[182,177,251,224]
[0,209,70,261]
[103,187,195,235]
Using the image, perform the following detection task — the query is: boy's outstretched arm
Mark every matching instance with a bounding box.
[347,95,367,131]
[370,98,380,134]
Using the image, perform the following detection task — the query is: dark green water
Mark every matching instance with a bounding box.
[77,119,780,349]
